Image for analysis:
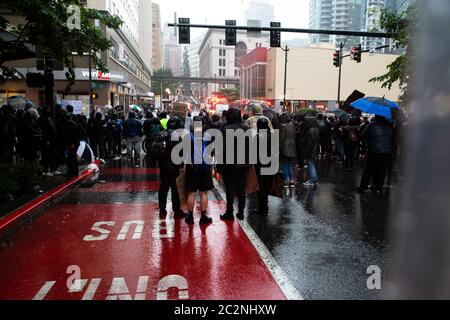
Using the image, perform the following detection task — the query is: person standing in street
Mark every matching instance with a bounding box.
[343,117,361,171]
[0,104,17,163]
[90,112,106,161]
[21,110,42,164]
[63,112,82,177]
[246,105,273,131]
[38,107,60,176]
[303,117,320,187]
[122,111,143,162]
[157,116,186,219]
[317,114,329,157]
[255,118,273,214]
[185,116,213,225]
[357,115,394,194]
[280,114,297,188]
[220,108,251,221]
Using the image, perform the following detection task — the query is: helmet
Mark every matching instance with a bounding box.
[167,116,184,130]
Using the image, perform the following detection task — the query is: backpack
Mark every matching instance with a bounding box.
[151,129,171,162]
[150,124,162,141]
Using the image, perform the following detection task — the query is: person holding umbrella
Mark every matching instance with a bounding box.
[356,115,394,194]
[352,97,398,194]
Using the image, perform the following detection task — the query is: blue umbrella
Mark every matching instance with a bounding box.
[350,97,399,120]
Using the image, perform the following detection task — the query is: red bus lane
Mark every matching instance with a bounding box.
[0,166,286,300]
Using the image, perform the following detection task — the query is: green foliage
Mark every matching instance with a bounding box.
[369,4,417,105]
[151,67,180,97]
[296,109,318,118]
[0,0,123,92]
[0,162,40,199]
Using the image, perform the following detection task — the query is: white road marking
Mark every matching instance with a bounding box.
[213,178,304,300]
[33,281,56,300]
[117,220,144,240]
[82,278,102,300]
[156,275,189,300]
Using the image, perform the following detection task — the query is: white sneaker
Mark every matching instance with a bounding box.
[44,172,54,177]
[114,156,122,161]
[303,181,317,187]
[52,170,62,176]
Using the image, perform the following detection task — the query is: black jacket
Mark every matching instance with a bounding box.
[362,120,394,155]
[221,122,251,170]
[303,118,320,160]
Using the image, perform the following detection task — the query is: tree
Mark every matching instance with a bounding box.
[151,67,180,98]
[181,46,191,94]
[369,3,417,105]
[216,87,240,102]
[0,0,122,91]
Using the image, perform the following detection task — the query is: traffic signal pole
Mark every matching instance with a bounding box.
[88,50,93,110]
[168,22,391,39]
[337,42,344,107]
[282,45,289,112]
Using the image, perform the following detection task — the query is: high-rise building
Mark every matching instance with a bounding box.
[242,0,275,27]
[309,0,364,50]
[138,0,153,71]
[188,35,204,78]
[198,28,270,97]
[309,0,333,44]
[151,2,163,72]
[309,0,414,50]
[164,34,182,76]
[331,0,364,49]
[0,0,153,111]
[363,0,386,51]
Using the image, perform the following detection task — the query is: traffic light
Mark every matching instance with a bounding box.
[333,50,341,67]
[225,20,236,46]
[178,18,190,44]
[91,93,99,100]
[270,22,281,48]
[351,44,362,63]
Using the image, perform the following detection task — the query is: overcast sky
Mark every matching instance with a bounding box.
[158,0,310,40]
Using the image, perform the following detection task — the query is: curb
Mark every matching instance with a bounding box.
[0,160,101,237]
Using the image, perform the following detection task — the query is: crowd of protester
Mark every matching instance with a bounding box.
[1,101,400,220]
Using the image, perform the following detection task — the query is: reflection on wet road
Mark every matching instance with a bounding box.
[246,158,393,300]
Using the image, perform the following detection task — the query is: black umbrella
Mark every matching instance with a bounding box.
[330,109,351,123]
[343,90,366,113]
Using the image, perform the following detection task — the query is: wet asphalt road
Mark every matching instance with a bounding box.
[1,153,394,300]
[245,157,394,300]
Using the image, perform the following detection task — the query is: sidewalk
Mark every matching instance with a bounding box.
[0,164,87,220]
